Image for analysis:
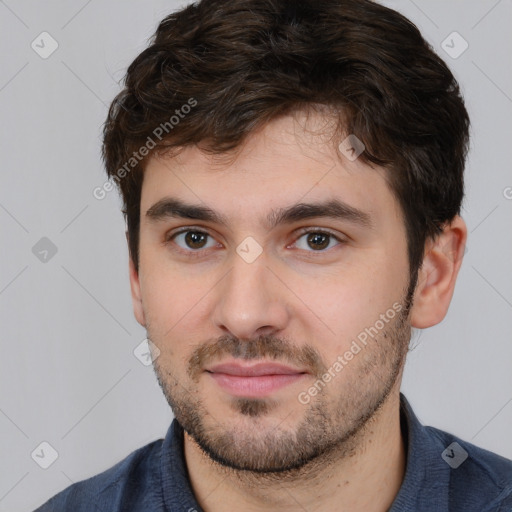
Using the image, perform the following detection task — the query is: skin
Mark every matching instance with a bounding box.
[128,111,467,511]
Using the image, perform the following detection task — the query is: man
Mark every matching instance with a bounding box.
[35,0,512,510]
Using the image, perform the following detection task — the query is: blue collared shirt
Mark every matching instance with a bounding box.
[34,394,512,511]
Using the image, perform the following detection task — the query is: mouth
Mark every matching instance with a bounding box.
[205,361,308,398]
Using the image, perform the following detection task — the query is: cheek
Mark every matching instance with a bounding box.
[297,257,406,358]
[143,278,196,335]
[138,257,219,359]
[139,238,190,310]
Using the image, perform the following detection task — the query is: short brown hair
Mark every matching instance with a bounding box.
[102,0,470,280]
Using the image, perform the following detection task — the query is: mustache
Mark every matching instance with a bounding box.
[187,334,327,382]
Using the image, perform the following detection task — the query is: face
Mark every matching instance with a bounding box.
[131,111,414,473]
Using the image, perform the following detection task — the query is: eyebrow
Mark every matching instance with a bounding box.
[145,197,373,230]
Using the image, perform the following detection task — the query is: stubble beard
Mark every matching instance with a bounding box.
[150,287,413,477]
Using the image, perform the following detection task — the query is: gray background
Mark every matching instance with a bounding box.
[0,1,511,510]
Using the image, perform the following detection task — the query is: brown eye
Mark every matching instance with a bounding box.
[170,230,217,252]
[306,232,330,250]
[184,231,208,249]
[294,230,341,252]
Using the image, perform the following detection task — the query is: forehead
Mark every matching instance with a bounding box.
[140,113,402,230]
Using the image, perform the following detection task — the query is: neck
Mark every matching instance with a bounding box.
[183,390,406,512]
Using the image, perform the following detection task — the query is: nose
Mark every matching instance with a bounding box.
[211,250,290,341]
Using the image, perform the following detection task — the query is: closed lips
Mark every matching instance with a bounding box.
[206,362,307,376]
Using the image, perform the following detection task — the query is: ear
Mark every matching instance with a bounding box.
[127,232,146,327]
[410,215,467,328]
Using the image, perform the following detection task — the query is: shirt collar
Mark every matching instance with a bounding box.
[389,393,450,511]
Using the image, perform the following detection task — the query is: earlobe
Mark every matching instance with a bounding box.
[127,234,146,327]
[410,216,467,329]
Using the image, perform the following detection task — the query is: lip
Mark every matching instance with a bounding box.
[205,361,308,398]
[207,361,305,377]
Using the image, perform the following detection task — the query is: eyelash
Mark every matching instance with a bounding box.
[164,227,345,258]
